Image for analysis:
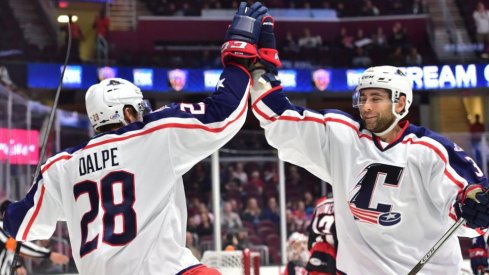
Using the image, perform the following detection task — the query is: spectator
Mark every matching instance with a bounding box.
[221,201,243,232]
[361,0,380,16]
[263,163,279,184]
[195,211,214,237]
[388,46,405,66]
[192,203,214,228]
[283,31,300,53]
[186,232,202,260]
[352,47,372,67]
[232,162,248,184]
[470,114,486,166]
[390,22,408,50]
[261,197,280,223]
[473,2,489,53]
[65,15,85,63]
[338,27,354,50]
[93,7,110,64]
[298,28,322,49]
[389,0,406,14]
[372,27,388,48]
[405,47,422,65]
[336,2,346,17]
[411,0,426,14]
[242,197,262,226]
[304,191,315,217]
[247,170,265,194]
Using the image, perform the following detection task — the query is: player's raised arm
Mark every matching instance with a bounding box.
[249,14,352,182]
[148,2,269,176]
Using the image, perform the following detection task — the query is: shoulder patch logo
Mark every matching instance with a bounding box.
[454,143,464,152]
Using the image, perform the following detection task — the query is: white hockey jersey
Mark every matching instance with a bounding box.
[250,72,487,275]
[3,65,251,275]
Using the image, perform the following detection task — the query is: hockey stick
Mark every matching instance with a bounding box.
[9,19,72,275]
[407,217,465,275]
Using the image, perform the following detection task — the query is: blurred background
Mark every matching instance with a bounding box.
[1,0,489,273]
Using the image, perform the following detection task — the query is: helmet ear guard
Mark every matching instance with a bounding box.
[85,78,148,132]
[353,66,413,136]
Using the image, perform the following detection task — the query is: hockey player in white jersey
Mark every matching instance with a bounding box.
[0,2,270,274]
[249,15,489,275]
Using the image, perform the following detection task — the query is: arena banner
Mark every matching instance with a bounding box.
[0,128,39,165]
[27,63,489,93]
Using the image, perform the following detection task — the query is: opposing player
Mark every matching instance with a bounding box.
[0,221,69,275]
[249,15,489,274]
[306,196,336,275]
[0,2,269,274]
[469,233,489,274]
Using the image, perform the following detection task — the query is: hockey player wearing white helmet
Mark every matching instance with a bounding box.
[249,13,489,274]
[0,2,271,274]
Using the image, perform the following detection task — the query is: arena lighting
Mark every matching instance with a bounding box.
[58,1,68,8]
[57,15,78,23]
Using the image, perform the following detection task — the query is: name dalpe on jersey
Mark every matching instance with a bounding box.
[79,147,119,176]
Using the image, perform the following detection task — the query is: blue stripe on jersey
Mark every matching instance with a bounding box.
[88,65,249,139]
[144,66,248,124]
[3,177,42,238]
[176,264,203,275]
[406,124,488,186]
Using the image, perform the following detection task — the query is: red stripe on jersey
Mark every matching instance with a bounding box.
[253,100,373,141]
[251,85,282,107]
[86,93,249,150]
[402,138,464,189]
[22,185,45,241]
[40,92,249,174]
[226,62,252,82]
[41,155,73,174]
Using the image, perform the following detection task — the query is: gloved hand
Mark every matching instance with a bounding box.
[455,184,489,228]
[221,2,268,67]
[469,247,489,275]
[257,14,281,73]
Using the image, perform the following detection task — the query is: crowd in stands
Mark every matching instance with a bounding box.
[182,143,325,264]
[142,0,426,17]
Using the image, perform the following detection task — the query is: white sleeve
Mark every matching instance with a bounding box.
[4,177,63,242]
[250,70,348,183]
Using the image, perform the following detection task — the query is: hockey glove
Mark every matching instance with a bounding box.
[221,2,268,67]
[455,184,489,228]
[469,235,489,275]
[257,14,281,73]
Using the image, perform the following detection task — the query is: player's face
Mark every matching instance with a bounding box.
[358,88,395,133]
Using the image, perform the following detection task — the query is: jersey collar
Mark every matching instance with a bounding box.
[372,121,410,151]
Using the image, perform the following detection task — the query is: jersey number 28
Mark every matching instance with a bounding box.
[73,171,137,257]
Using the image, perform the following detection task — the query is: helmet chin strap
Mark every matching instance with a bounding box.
[372,103,406,137]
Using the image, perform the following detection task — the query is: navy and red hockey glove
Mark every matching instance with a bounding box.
[455,184,489,228]
[221,2,268,67]
[257,14,281,74]
[469,235,489,275]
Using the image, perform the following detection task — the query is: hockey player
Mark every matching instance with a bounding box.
[249,14,489,274]
[306,196,336,275]
[0,2,269,274]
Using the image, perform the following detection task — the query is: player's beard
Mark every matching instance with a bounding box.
[363,111,396,134]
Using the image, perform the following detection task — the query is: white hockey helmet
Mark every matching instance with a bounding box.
[85,78,146,131]
[352,66,413,136]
